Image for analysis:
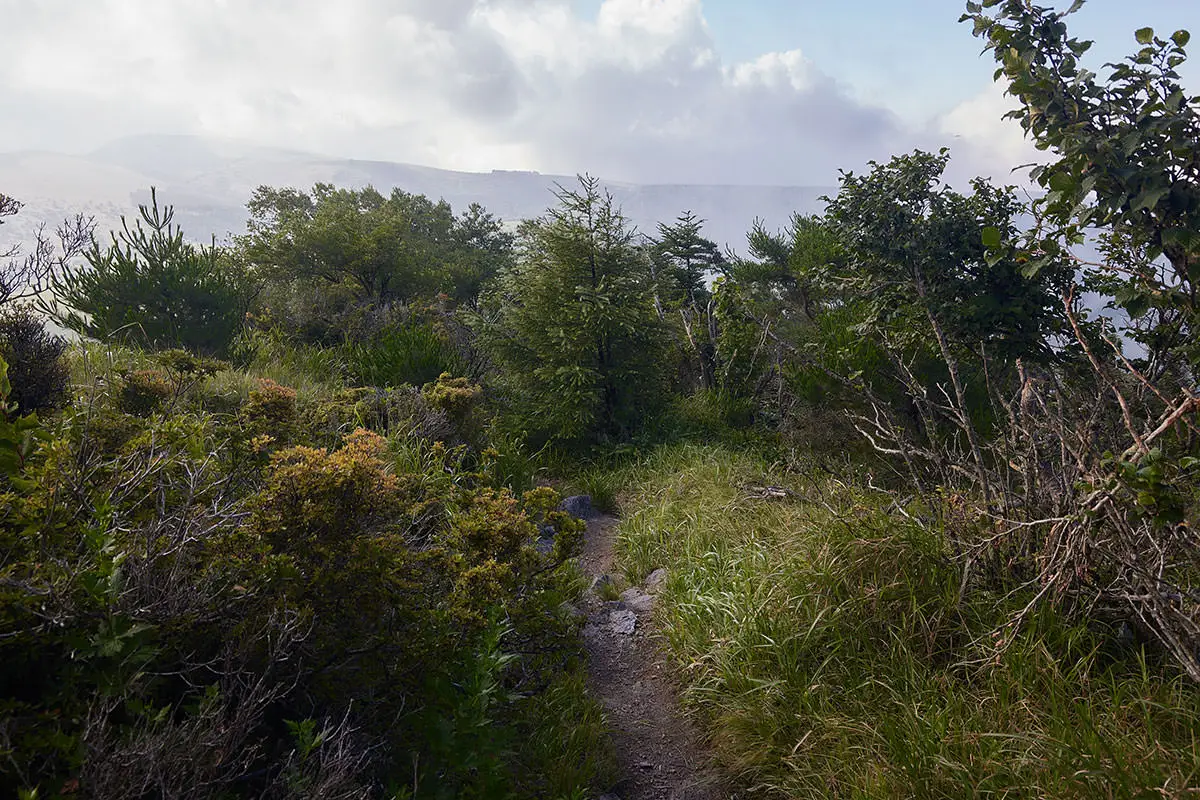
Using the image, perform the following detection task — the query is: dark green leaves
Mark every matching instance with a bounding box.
[1136,27,1155,45]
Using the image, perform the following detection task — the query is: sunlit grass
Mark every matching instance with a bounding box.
[616,443,1200,798]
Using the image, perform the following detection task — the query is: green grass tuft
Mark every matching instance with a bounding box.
[615,443,1200,798]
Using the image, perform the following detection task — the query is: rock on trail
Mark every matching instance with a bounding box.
[577,514,724,800]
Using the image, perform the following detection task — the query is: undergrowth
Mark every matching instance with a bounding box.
[615,444,1200,799]
[2,342,611,799]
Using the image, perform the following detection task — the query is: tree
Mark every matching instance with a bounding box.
[821,150,1072,503]
[47,189,253,356]
[243,184,450,303]
[0,192,94,308]
[962,0,1200,680]
[824,149,1067,363]
[447,202,515,308]
[483,176,667,446]
[652,212,727,389]
[242,184,511,308]
[653,212,725,307]
[964,0,1200,373]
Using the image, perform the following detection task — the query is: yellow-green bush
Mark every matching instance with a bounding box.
[0,348,606,798]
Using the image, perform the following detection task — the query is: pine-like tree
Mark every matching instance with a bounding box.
[484,176,667,446]
[48,189,253,356]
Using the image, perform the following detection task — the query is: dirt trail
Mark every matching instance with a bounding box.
[579,515,725,800]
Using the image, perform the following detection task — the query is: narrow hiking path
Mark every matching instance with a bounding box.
[578,514,725,800]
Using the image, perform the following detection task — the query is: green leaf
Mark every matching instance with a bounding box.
[1172,30,1191,48]
[1047,172,1075,192]
[981,227,1002,248]
[1130,186,1170,213]
[1135,27,1155,45]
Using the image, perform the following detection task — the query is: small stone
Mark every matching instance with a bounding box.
[644,568,668,593]
[619,587,655,614]
[609,608,637,635]
[559,494,598,520]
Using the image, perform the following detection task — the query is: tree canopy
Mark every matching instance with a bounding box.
[483,176,667,446]
[242,184,511,307]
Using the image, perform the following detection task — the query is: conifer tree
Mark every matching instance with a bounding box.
[652,212,726,389]
[48,189,252,356]
[484,176,666,446]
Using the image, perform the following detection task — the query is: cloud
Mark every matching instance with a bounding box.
[935,82,1043,188]
[0,0,1012,185]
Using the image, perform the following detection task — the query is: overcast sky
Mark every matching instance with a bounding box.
[0,0,1196,186]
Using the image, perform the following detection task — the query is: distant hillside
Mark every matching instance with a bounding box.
[0,135,832,255]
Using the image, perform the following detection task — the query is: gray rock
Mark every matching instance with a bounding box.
[644,568,668,593]
[609,608,637,635]
[619,587,655,614]
[599,795,621,800]
[558,494,598,520]
[558,602,585,619]
[533,523,556,555]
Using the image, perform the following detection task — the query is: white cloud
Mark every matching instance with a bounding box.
[0,0,1021,185]
[936,82,1043,188]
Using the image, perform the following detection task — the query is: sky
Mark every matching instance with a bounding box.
[0,0,1196,187]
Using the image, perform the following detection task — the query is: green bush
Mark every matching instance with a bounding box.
[345,320,464,389]
[0,350,605,799]
[48,189,254,356]
[0,306,70,416]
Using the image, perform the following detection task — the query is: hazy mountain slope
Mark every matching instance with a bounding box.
[1,135,832,254]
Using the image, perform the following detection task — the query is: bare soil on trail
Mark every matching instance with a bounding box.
[580,515,726,800]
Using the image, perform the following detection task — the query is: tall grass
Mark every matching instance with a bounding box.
[344,321,463,389]
[617,444,1200,798]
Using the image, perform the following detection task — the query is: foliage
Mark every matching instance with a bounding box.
[0,352,46,483]
[616,444,1200,798]
[0,344,604,799]
[344,316,465,389]
[965,0,1200,372]
[47,189,254,356]
[650,212,726,390]
[653,211,725,309]
[242,184,512,308]
[949,1,1200,681]
[0,306,70,416]
[482,176,669,448]
[824,149,1069,362]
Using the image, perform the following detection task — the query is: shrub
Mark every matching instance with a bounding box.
[1,373,603,798]
[119,368,174,415]
[48,189,254,356]
[243,378,299,439]
[0,306,70,415]
[344,318,463,389]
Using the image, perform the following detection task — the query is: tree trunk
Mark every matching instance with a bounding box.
[915,266,994,507]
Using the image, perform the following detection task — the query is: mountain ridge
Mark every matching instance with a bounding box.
[1,135,833,253]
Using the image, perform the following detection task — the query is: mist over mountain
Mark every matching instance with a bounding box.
[1,135,832,255]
